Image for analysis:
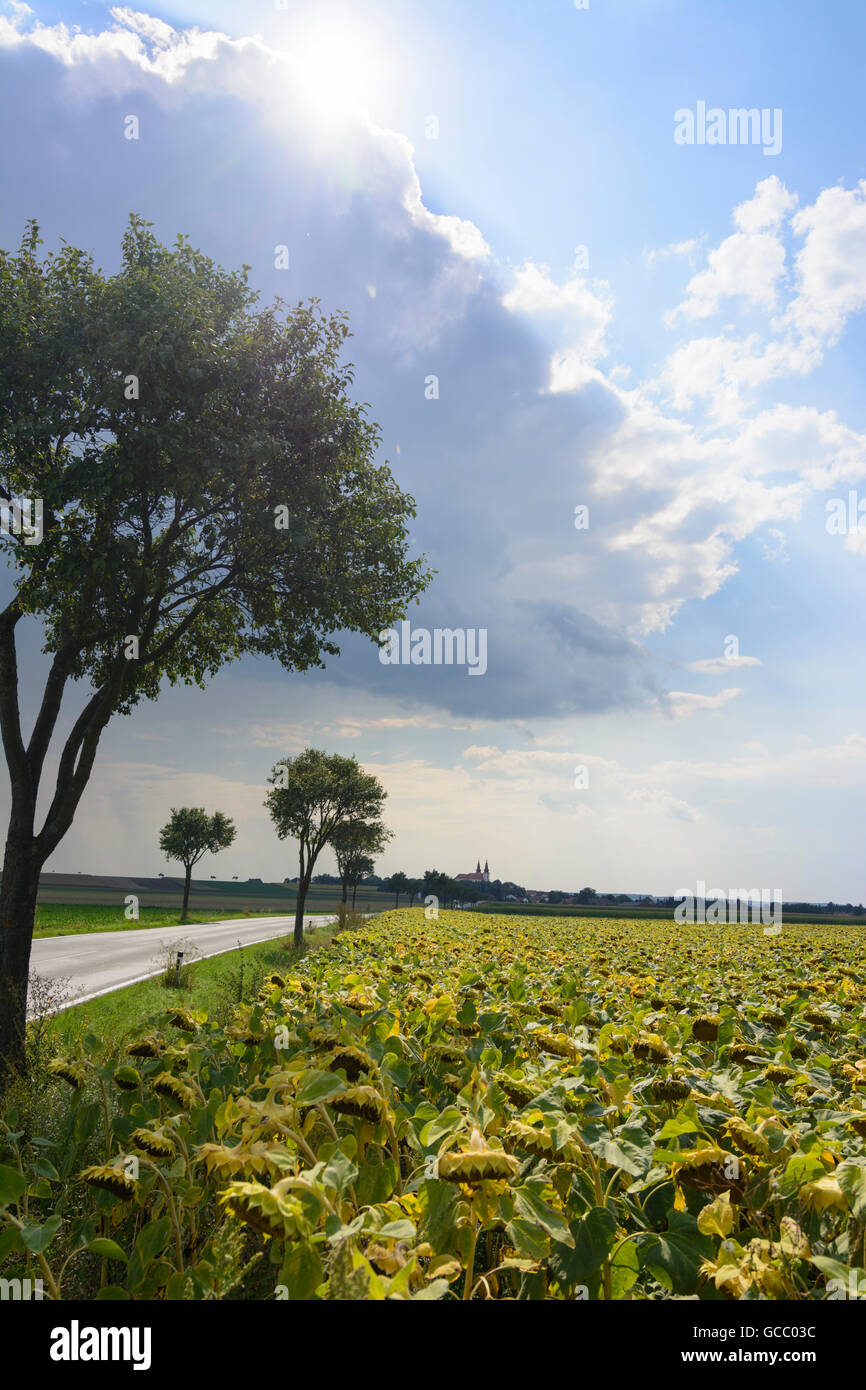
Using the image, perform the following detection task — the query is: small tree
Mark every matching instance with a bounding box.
[389,870,409,908]
[265,749,386,948]
[349,855,376,910]
[331,819,391,905]
[159,808,236,923]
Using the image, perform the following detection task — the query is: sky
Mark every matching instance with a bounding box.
[1,0,866,898]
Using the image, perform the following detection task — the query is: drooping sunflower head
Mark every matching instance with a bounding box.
[329,1085,392,1127]
[760,1009,786,1031]
[533,1029,580,1061]
[219,1181,312,1241]
[763,1063,796,1086]
[728,1042,764,1067]
[426,1044,467,1070]
[152,1072,196,1109]
[166,1008,198,1034]
[127,1035,163,1059]
[80,1162,139,1201]
[227,1024,266,1045]
[672,1146,746,1196]
[112,1066,141,1092]
[691,1014,721,1043]
[633,1033,671,1064]
[326,1045,375,1082]
[131,1127,176,1159]
[495,1073,538,1108]
[198,1141,289,1182]
[438,1128,520,1185]
[723,1116,772,1158]
[504,1119,564,1163]
[48,1058,88,1090]
[651,1075,692,1104]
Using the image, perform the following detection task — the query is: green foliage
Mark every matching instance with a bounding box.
[159,807,236,870]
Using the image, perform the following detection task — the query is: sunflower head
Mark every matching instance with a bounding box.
[672,1146,746,1197]
[723,1117,772,1158]
[48,1058,88,1090]
[227,1025,265,1045]
[691,1015,721,1043]
[198,1141,289,1182]
[760,1009,786,1031]
[326,1045,375,1081]
[495,1073,538,1108]
[728,1041,764,1067]
[112,1065,141,1092]
[81,1162,139,1201]
[329,1085,392,1126]
[438,1128,520,1185]
[426,1044,467,1066]
[131,1127,176,1159]
[633,1032,671,1064]
[166,1008,198,1034]
[651,1075,691,1104]
[763,1064,796,1086]
[219,1180,312,1241]
[152,1072,196,1109]
[504,1119,570,1163]
[127,1035,163,1059]
[533,1029,580,1061]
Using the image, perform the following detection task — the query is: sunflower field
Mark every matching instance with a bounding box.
[2,908,865,1300]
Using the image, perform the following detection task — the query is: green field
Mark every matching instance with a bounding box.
[33,874,398,921]
[33,903,286,938]
[470,899,866,926]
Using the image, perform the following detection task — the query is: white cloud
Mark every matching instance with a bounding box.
[502,261,613,376]
[688,656,762,674]
[643,237,701,267]
[661,688,742,718]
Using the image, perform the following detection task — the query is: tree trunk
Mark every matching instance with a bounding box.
[294,873,311,950]
[341,873,349,904]
[180,864,192,924]
[0,827,41,1082]
[352,880,358,909]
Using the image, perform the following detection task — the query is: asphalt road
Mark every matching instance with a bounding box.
[28,914,336,1012]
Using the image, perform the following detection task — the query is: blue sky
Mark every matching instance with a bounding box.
[2,0,866,898]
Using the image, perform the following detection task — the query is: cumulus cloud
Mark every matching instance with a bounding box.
[1,3,866,749]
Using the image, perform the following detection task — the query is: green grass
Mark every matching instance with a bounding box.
[33,902,286,938]
[46,922,342,1054]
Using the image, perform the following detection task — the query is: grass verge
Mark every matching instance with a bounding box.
[46,920,345,1055]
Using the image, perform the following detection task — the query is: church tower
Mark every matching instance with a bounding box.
[483,859,490,883]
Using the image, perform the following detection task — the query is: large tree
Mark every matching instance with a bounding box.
[0,218,428,1078]
[158,807,236,924]
[331,818,391,906]
[265,749,387,947]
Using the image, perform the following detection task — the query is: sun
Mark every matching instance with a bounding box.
[290,23,393,124]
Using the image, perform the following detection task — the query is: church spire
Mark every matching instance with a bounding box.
[476,859,481,873]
